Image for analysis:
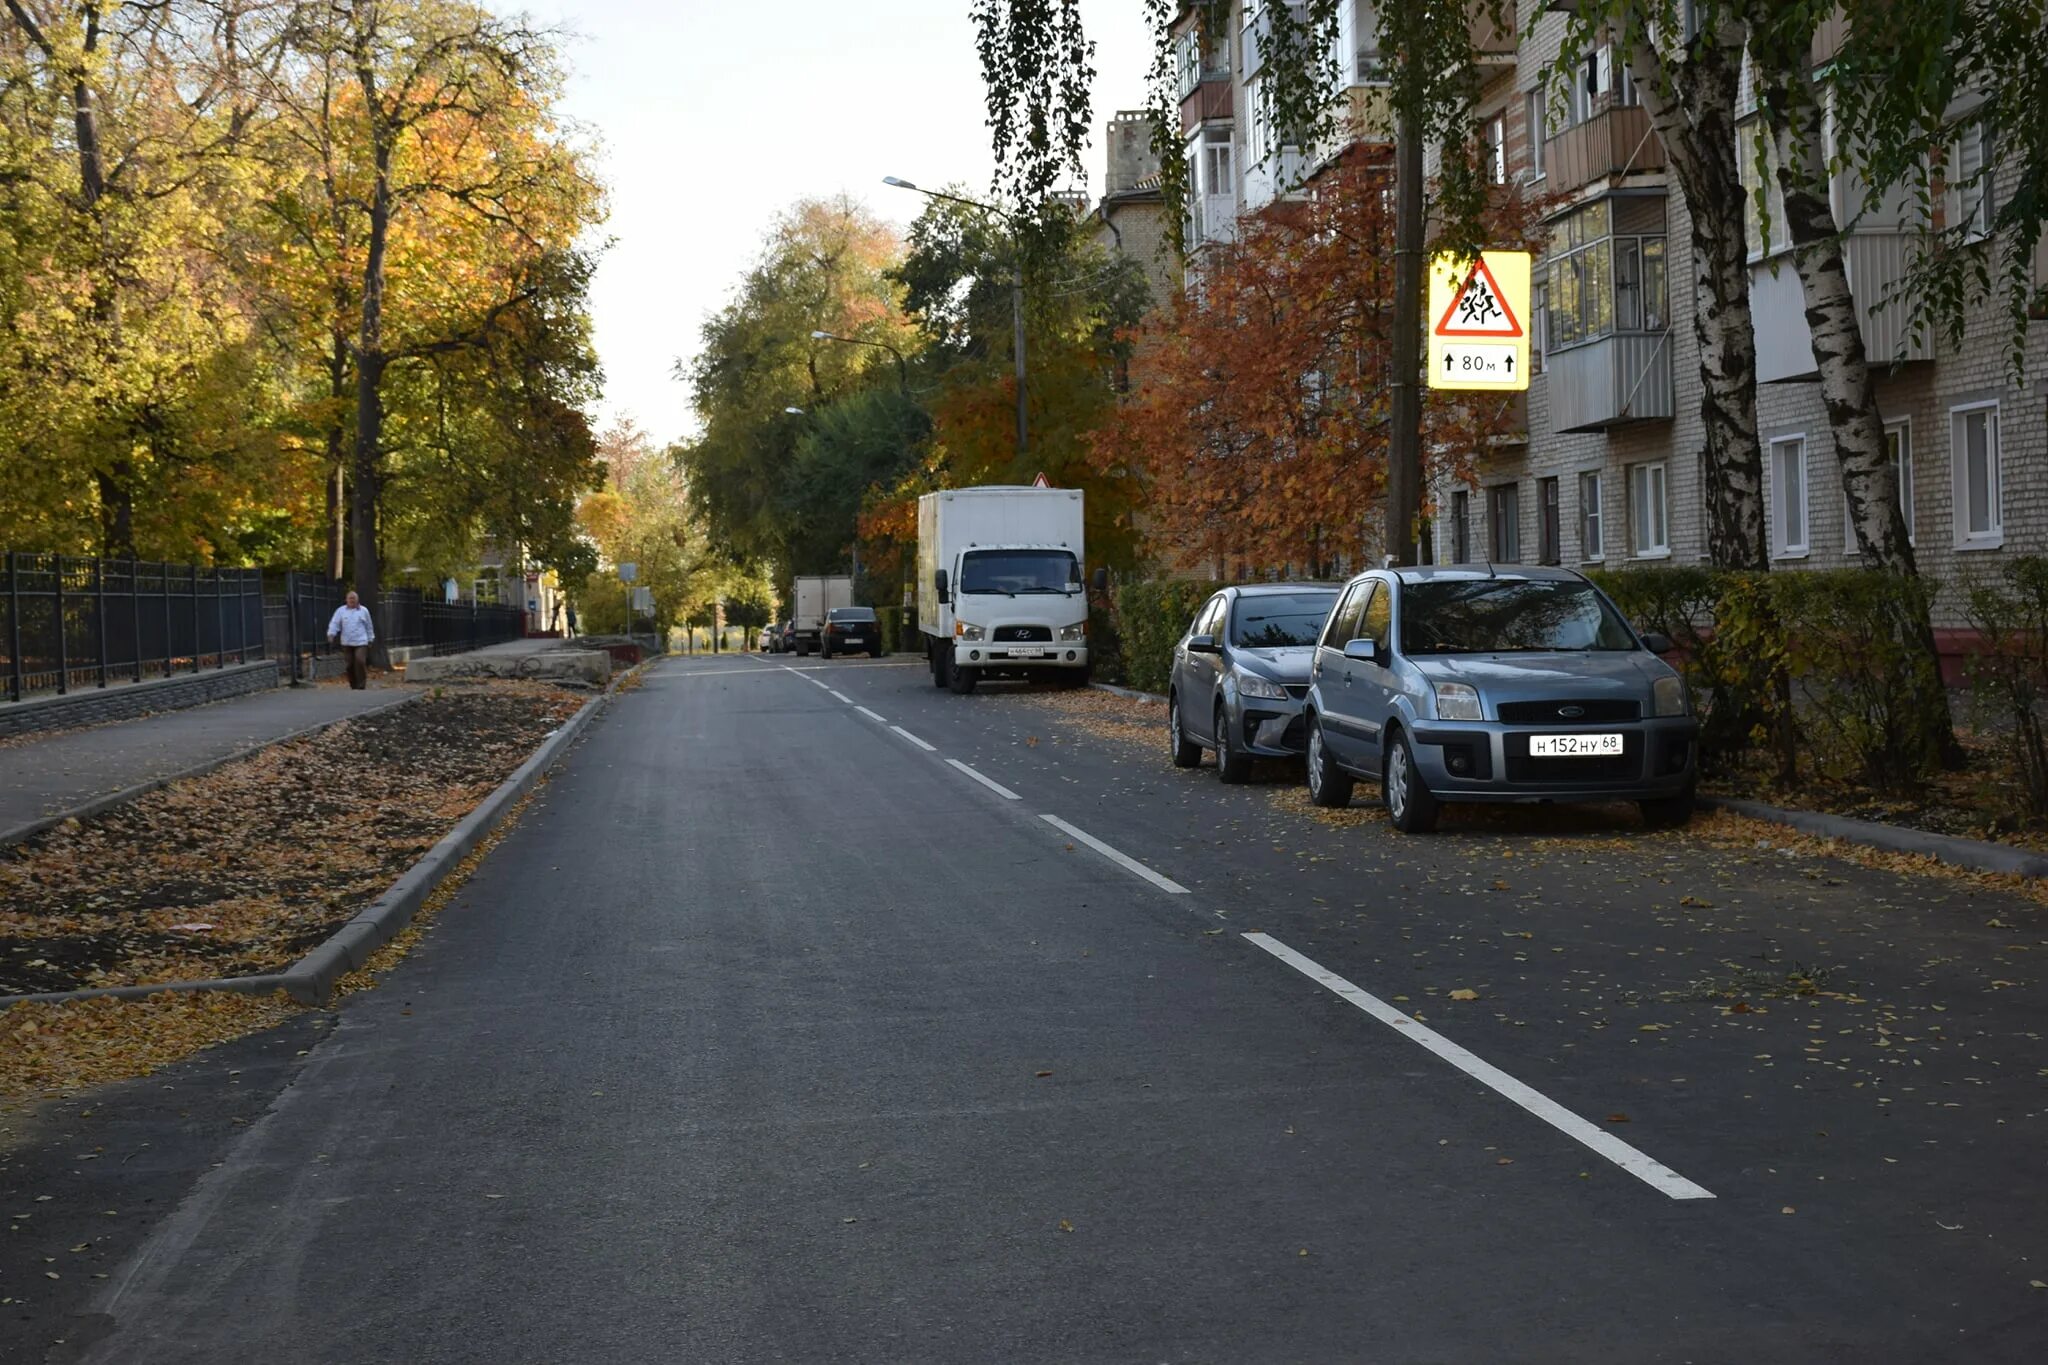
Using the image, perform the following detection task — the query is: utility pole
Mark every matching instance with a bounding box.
[1385,99,1424,567]
[1012,271,1028,461]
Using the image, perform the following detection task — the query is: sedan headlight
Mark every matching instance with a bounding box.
[1652,674,1689,717]
[955,620,984,641]
[1058,622,1086,641]
[1434,682,1483,721]
[1235,669,1289,701]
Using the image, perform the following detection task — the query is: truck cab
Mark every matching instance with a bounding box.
[917,488,1092,695]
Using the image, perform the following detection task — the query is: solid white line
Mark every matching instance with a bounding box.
[829,689,853,703]
[855,706,886,723]
[946,758,1021,800]
[890,725,937,752]
[1241,933,1715,1202]
[1040,815,1189,895]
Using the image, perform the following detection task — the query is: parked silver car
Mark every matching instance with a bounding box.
[1168,583,1342,783]
[1301,566,1696,832]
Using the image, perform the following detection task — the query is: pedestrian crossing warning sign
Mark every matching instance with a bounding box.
[1427,251,1532,392]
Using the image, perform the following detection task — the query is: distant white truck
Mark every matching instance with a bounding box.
[917,486,1097,694]
[790,575,853,657]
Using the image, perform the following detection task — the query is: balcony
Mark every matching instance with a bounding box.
[1752,234,1934,382]
[1545,333,1674,432]
[1542,106,1665,193]
[1469,2,1517,67]
[1179,75,1231,133]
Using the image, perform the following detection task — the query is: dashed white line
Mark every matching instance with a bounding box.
[1241,933,1715,1202]
[829,689,853,703]
[777,665,833,690]
[946,758,1021,800]
[1039,815,1189,894]
[855,706,886,723]
[890,725,937,752]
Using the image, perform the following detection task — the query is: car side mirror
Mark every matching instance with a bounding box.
[1342,637,1383,664]
[1091,566,1107,592]
[1641,631,1674,654]
[1187,633,1221,655]
[933,569,949,605]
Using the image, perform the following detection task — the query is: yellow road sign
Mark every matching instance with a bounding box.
[1427,251,1531,392]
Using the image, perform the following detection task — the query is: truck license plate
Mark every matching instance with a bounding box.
[1008,648,1049,659]
[1529,733,1623,757]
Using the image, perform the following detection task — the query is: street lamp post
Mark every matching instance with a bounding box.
[884,176,1027,464]
[810,330,909,394]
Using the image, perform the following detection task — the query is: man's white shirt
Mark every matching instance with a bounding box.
[328,604,375,647]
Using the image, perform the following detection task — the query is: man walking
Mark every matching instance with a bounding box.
[327,590,375,690]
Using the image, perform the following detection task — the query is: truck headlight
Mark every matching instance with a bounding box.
[1434,682,1483,721]
[955,621,984,641]
[1058,622,1086,641]
[1652,675,1689,717]
[1235,670,1288,701]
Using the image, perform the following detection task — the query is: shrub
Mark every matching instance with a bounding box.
[1112,579,1222,695]
[875,605,904,653]
[1087,596,1126,684]
[1963,557,2048,815]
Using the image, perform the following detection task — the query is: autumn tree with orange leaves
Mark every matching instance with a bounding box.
[1091,152,1549,576]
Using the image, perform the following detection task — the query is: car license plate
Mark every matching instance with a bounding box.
[1529,732,1624,757]
[1008,648,1048,659]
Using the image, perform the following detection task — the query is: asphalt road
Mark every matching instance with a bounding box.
[14,653,2048,1363]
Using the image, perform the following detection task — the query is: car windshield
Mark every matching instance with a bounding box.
[828,608,875,623]
[1231,591,1339,647]
[1400,578,1637,654]
[959,549,1078,595]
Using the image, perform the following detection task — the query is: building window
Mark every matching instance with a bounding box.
[1489,484,1520,562]
[1952,123,1994,240]
[1628,461,1669,557]
[1480,112,1506,185]
[1846,421,1916,554]
[1451,489,1470,563]
[1175,29,1201,99]
[1531,281,1547,372]
[1539,477,1561,565]
[1526,89,1546,177]
[1771,435,1809,557]
[1545,201,1666,349]
[1579,471,1604,561]
[1952,401,2002,549]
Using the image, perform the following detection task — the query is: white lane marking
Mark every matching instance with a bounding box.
[1040,815,1189,895]
[855,706,886,723]
[891,725,937,752]
[777,665,833,691]
[829,689,853,703]
[1242,933,1715,1202]
[946,758,1021,800]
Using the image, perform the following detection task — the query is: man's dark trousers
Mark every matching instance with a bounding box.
[342,644,369,689]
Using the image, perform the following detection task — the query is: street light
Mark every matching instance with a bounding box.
[784,406,805,415]
[810,329,909,394]
[885,173,1029,463]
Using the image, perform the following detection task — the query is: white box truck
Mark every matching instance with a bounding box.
[917,487,1096,694]
[790,575,853,656]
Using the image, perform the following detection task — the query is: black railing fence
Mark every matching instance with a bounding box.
[6,553,530,702]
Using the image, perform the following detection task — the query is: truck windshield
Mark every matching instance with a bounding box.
[1399,579,1638,654]
[1231,591,1339,647]
[959,550,1078,595]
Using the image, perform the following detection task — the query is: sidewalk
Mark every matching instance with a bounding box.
[0,680,410,843]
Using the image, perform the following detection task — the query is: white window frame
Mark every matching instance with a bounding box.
[1579,470,1605,562]
[1525,89,1546,178]
[1844,419,1916,555]
[1951,400,2003,550]
[1627,461,1669,558]
[1489,483,1520,562]
[1480,111,1506,185]
[1770,433,1810,559]
[1951,123,1994,242]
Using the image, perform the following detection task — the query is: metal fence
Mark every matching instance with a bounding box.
[4,554,533,702]
[3,553,266,702]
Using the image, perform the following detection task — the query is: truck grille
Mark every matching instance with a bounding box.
[1498,698,1641,724]
[994,625,1052,643]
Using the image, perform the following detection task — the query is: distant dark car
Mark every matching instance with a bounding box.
[765,621,794,653]
[1168,584,1341,782]
[821,607,883,659]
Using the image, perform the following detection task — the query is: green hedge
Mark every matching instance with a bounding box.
[875,605,905,654]
[1963,557,2048,814]
[1111,580,1223,695]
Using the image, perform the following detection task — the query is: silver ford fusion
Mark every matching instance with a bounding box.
[1301,566,1697,832]
[1168,583,1342,783]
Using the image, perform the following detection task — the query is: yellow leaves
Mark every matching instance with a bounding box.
[1448,988,1480,1001]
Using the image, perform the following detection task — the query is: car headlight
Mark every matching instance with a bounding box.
[1235,669,1288,701]
[1652,674,1689,717]
[1434,682,1483,721]
[1058,622,1086,641]
[954,621,984,641]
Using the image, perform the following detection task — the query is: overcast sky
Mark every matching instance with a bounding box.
[520,1,1156,448]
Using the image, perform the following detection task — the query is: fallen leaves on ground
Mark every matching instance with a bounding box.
[0,990,298,1103]
[1692,808,2048,910]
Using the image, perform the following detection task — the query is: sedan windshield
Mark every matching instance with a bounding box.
[1400,579,1637,654]
[1231,592,1339,648]
[827,608,875,623]
[959,549,1078,595]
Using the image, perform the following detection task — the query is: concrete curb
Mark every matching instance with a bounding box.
[0,692,421,849]
[1698,795,2048,879]
[1088,681,1167,705]
[0,666,643,1010]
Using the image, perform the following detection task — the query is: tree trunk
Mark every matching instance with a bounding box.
[1384,98,1424,566]
[351,172,391,666]
[1621,18,1768,570]
[96,466,134,560]
[325,333,350,579]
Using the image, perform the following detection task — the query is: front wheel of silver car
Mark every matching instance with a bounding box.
[1305,719,1354,808]
[1383,730,1441,833]
[1168,693,1202,768]
[1215,703,1251,785]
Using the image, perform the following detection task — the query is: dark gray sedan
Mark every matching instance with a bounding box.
[1301,566,1696,832]
[1168,583,1341,783]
